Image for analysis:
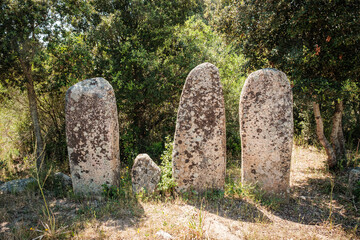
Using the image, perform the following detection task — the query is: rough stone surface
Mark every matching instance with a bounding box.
[349,168,360,193]
[131,154,161,194]
[0,178,36,194]
[54,172,72,188]
[155,230,174,239]
[173,62,226,192]
[239,68,293,194]
[65,77,120,195]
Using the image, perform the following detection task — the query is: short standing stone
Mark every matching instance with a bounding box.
[173,62,226,192]
[65,77,120,195]
[54,172,72,188]
[131,154,161,194]
[239,69,293,194]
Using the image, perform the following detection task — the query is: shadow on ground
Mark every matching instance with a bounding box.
[272,172,359,234]
[183,170,358,236]
[0,191,145,239]
[180,192,272,224]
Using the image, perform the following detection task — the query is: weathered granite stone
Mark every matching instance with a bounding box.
[0,178,36,194]
[131,154,161,194]
[54,172,72,188]
[65,77,120,195]
[239,68,293,194]
[349,168,360,194]
[173,62,226,192]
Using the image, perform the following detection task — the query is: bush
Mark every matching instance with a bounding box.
[157,136,177,195]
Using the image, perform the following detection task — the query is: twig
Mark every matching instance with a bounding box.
[356,139,360,156]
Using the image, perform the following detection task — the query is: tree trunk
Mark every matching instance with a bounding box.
[330,100,346,160]
[312,101,337,168]
[25,70,44,170]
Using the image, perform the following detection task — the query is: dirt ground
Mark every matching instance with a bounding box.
[0,145,359,239]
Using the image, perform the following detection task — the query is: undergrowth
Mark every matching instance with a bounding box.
[157,136,177,196]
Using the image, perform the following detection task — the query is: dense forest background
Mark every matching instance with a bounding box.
[0,0,359,180]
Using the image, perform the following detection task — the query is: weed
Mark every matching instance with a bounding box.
[224,177,284,211]
[102,184,126,200]
[204,189,224,201]
[188,200,207,239]
[31,152,69,239]
[101,167,132,200]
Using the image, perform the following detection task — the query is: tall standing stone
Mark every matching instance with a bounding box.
[239,69,293,194]
[173,62,226,192]
[65,77,120,195]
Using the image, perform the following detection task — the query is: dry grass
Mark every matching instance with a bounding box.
[0,145,359,239]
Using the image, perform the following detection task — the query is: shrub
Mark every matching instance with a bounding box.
[157,136,177,195]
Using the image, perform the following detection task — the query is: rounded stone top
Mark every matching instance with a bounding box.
[186,63,219,83]
[133,154,152,165]
[188,62,218,74]
[66,77,114,102]
[245,68,289,86]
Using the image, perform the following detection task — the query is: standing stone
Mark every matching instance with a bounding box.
[65,78,120,195]
[131,154,161,194]
[173,62,226,192]
[239,69,293,194]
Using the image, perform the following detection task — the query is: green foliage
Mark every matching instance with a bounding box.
[225,178,283,211]
[188,201,206,239]
[101,184,127,200]
[0,0,96,173]
[161,16,245,162]
[219,0,360,155]
[219,0,360,83]
[203,189,225,201]
[101,175,132,200]
[1,1,247,173]
[119,130,139,167]
[102,166,132,200]
[157,136,177,195]
[47,33,95,90]
[0,90,34,180]
[85,0,201,161]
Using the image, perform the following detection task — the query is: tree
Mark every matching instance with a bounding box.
[0,0,53,169]
[219,0,360,169]
[0,0,92,169]
[80,0,201,163]
[160,16,245,162]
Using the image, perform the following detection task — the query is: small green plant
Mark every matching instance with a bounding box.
[188,200,207,239]
[157,136,177,195]
[225,179,243,197]
[102,184,126,199]
[204,189,224,201]
[224,179,283,211]
[32,153,69,239]
[102,167,132,200]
